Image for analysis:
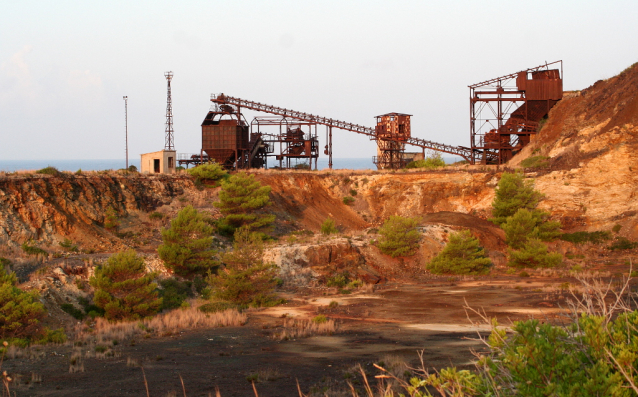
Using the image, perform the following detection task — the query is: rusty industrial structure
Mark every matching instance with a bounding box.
[179,61,562,169]
[164,71,175,151]
[470,61,563,164]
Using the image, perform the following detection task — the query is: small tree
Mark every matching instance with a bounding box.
[508,238,563,269]
[89,250,162,321]
[377,216,421,257]
[213,172,275,236]
[0,262,46,339]
[405,151,446,169]
[427,230,492,275]
[207,227,280,307]
[104,207,120,232]
[502,208,561,249]
[158,205,218,278]
[491,171,543,226]
[187,162,227,183]
[321,218,338,235]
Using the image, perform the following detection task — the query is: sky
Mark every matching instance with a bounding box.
[1,0,637,161]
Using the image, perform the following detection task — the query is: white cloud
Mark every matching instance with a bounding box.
[0,45,38,103]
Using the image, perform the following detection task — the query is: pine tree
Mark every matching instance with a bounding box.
[377,216,421,257]
[0,261,46,339]
[508,238,563,268]
[158,205,218,278]
[491,171,543,226]
[427,230,492,275]
[213,172,275,236]
[502,208,562,249]
[90,250,162,321]
[207,227,280,307]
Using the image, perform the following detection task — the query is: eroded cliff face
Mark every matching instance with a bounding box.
[0,174,191,248]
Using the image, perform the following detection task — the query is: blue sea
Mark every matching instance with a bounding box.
[0,156,460,172]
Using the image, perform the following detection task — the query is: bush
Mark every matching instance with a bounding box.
[103,207,120,232]
[320,218,338,235]
[560,231,612,245]
[127,165,138,172]
[38,328,67,344]
[89,250,162,321]
[0,280,46,340]
[36,166,60,176]
[214,172,275,236]
[148,211,164,220]
[405,152,446,169]
[502,209,561,249]
[508,238,563,268]
[59,238,78,252]
[377,216,421,257]
[61,303,85,320]
[158,278,193,311]
[427,230,491,275]
[207,227,281,307]
[342,196,355,206]
[520,155,550,169]
[490,171,543,226]
[21,241,47,257]
[187,162,227,182]
[158,205,218,278]
[349,189,358,196]
[608,237,638,251]
[0,259,17,286]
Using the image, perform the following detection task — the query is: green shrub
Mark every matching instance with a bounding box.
[207,227,281,307]
[21,241,47,257]
[89,250,162,321]
[502,209,561,249]
[103,207,120,232]
[214,172,275,236]
[198,301,238,313]
[148,211,164,220]
[158,205,218,278]
[342,196,355,206]
[326,272,350,288]
[320,218,338,235]
[312,314,328,324]
[520,155,550,169]
[490,171,543,226]
[0,259,17,286]
[38,328,67,344]
[608,237,638,251]
[560,231,612,245]
[61,303,85,320]
[405,152,446,169]
[187,162,227,182]
[349,189,358,196]
[36,166,60,176]
[427,230,492,275]
[508,238,562,268]
[158,278,193,311]
[59,238,79,252]
[377,216,421,257]
[612,224,622,233]
[0,282,46,339]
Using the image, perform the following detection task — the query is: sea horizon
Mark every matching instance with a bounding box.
[0,156,461,173]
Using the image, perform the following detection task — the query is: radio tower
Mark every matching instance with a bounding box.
[164,71,174,150]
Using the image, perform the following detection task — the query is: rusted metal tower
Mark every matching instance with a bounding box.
[250,116,319,169]
[164,71,174,151]
[470,61,563,164]
[373,113,412,169]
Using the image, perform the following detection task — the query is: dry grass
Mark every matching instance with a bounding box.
[75,302,247,344]
[272,317,338,341]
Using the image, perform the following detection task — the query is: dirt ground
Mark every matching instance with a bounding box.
[3,273,599,397]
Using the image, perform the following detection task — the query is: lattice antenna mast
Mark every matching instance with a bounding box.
[164,71,174,150]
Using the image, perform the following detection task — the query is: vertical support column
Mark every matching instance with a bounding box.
[328,126,333,170]
[123,96,128,170]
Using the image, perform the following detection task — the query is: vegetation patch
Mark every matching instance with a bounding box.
[377,216,421,258]
[405,152,445,169]
[35,166,61,176]
[427,230,491,275]
[342,196,355,206]
[560,231,612,244]
[520,155,550,169]
[608,237,638,251]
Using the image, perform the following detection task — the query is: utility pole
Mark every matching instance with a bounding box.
[164,71,174,150]
[123,96,128,169]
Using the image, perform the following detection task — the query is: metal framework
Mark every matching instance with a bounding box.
[123,96,128,169]
[250,116,319,170]
[164,71,174,150]
[470,61,563,164]
[211,94,475,168]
